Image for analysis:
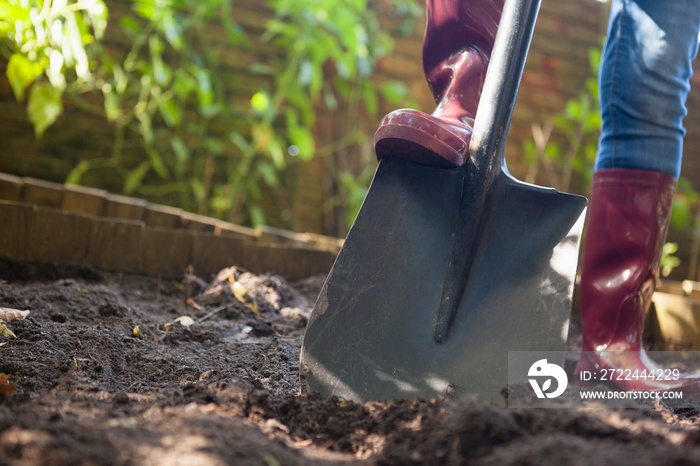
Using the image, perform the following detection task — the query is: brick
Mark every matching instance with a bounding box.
[0,201,34,260]
[213,221,258,241]
[255,225,301,245]
[190,233,245,279]
[243,242,335,281]
[88,218,143,273]
[21,177,64,208]
[141,227,193,278]
[180,211,218,233]
[28,207,91,265]
[144,203,184,229]
[284,247,335,281]
[256,225,342,253]
[62,184,108,216]
[0,172,22,202]
[104,194,147,221]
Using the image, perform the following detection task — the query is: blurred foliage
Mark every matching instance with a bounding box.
[0,0,108,136]
[1,0,420,227]
[523,47,602,193]
[522,46,699,278]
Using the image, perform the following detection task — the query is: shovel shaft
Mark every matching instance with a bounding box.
[434,0,542,343]
[470,0,541,178]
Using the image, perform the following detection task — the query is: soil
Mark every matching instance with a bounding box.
[2,256,700,466]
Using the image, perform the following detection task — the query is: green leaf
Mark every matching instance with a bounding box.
[229,131,254,156]
[173,70,196,99]
[362,80,378,116]
[257,162,279,186]
[158,98,181,126]
[380,81,409,105]
[267,138,286,168]
[119,15,142,38]
[27,82,63,138]
[171,136,189,177]
[124,160,152,194]
[249,205,266,227]
[204,138,224,155]
[144,146,169,178]
[192,66,214,108]
[6,54,44,102]
[62,10,91,80]
[47,49,66,90]
[0,2,30,22]
[171,136,190,161]
[85,0,109,39]
[161,13,183,50]
[251,91,271,115]
[661,242,681,277]
[298,59,314,86]
[323,87,338,110]
[133,0,156,20]
[104,91,121,122]
[65,160,92,185]
[249,63,276,75]
[288,126,315,160]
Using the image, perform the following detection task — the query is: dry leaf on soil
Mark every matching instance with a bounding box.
[228,274,259,314]
[0,308,29,340]
[0,374,16,397]
[174,316,195,327]
[0,308,30,322]
[0,324,17,340]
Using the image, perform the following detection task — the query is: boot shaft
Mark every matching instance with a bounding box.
[424,0,503,116]
[373,0,504,166]
[579,168,676,352]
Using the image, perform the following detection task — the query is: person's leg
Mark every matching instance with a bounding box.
[577,0,700,391]
[596,0,700,178]
[373,0,503,167]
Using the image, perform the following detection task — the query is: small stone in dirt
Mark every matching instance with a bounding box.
[280,307,310,327]
[112,392,130,405]
[245,320,274,337]
[50,312,67,323]
[98,303,130,317]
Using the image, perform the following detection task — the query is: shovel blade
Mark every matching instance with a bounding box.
[300,157,587,403]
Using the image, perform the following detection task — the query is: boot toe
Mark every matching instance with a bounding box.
[374,109,471,167]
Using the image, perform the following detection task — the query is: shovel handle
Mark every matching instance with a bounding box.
[469,0,541,179]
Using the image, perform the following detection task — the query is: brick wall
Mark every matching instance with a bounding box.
[0,172,340,280]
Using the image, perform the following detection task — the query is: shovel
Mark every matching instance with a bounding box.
[300,0,587,403]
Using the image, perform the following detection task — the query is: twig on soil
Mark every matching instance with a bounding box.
[196,305,228,323]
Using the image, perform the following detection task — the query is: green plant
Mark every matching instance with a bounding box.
[0,0,108,137]
[523,47,602,193]
[1,0,420,229]
[672,177,700,280]
[521,45,700,279]
[249,0,419,229]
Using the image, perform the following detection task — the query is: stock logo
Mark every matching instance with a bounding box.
[528,359,568,399]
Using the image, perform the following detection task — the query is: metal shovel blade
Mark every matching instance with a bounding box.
[300,157,586,403]
[300,0,588,403]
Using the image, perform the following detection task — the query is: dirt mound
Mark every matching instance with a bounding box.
[1,257,700,465]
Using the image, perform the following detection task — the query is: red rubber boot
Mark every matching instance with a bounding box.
[374,0,503,167]
[575,168,700,392]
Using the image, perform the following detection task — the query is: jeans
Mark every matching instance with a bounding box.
[595,0,700,179]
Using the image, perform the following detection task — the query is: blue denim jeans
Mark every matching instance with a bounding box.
[595,0,700,179]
